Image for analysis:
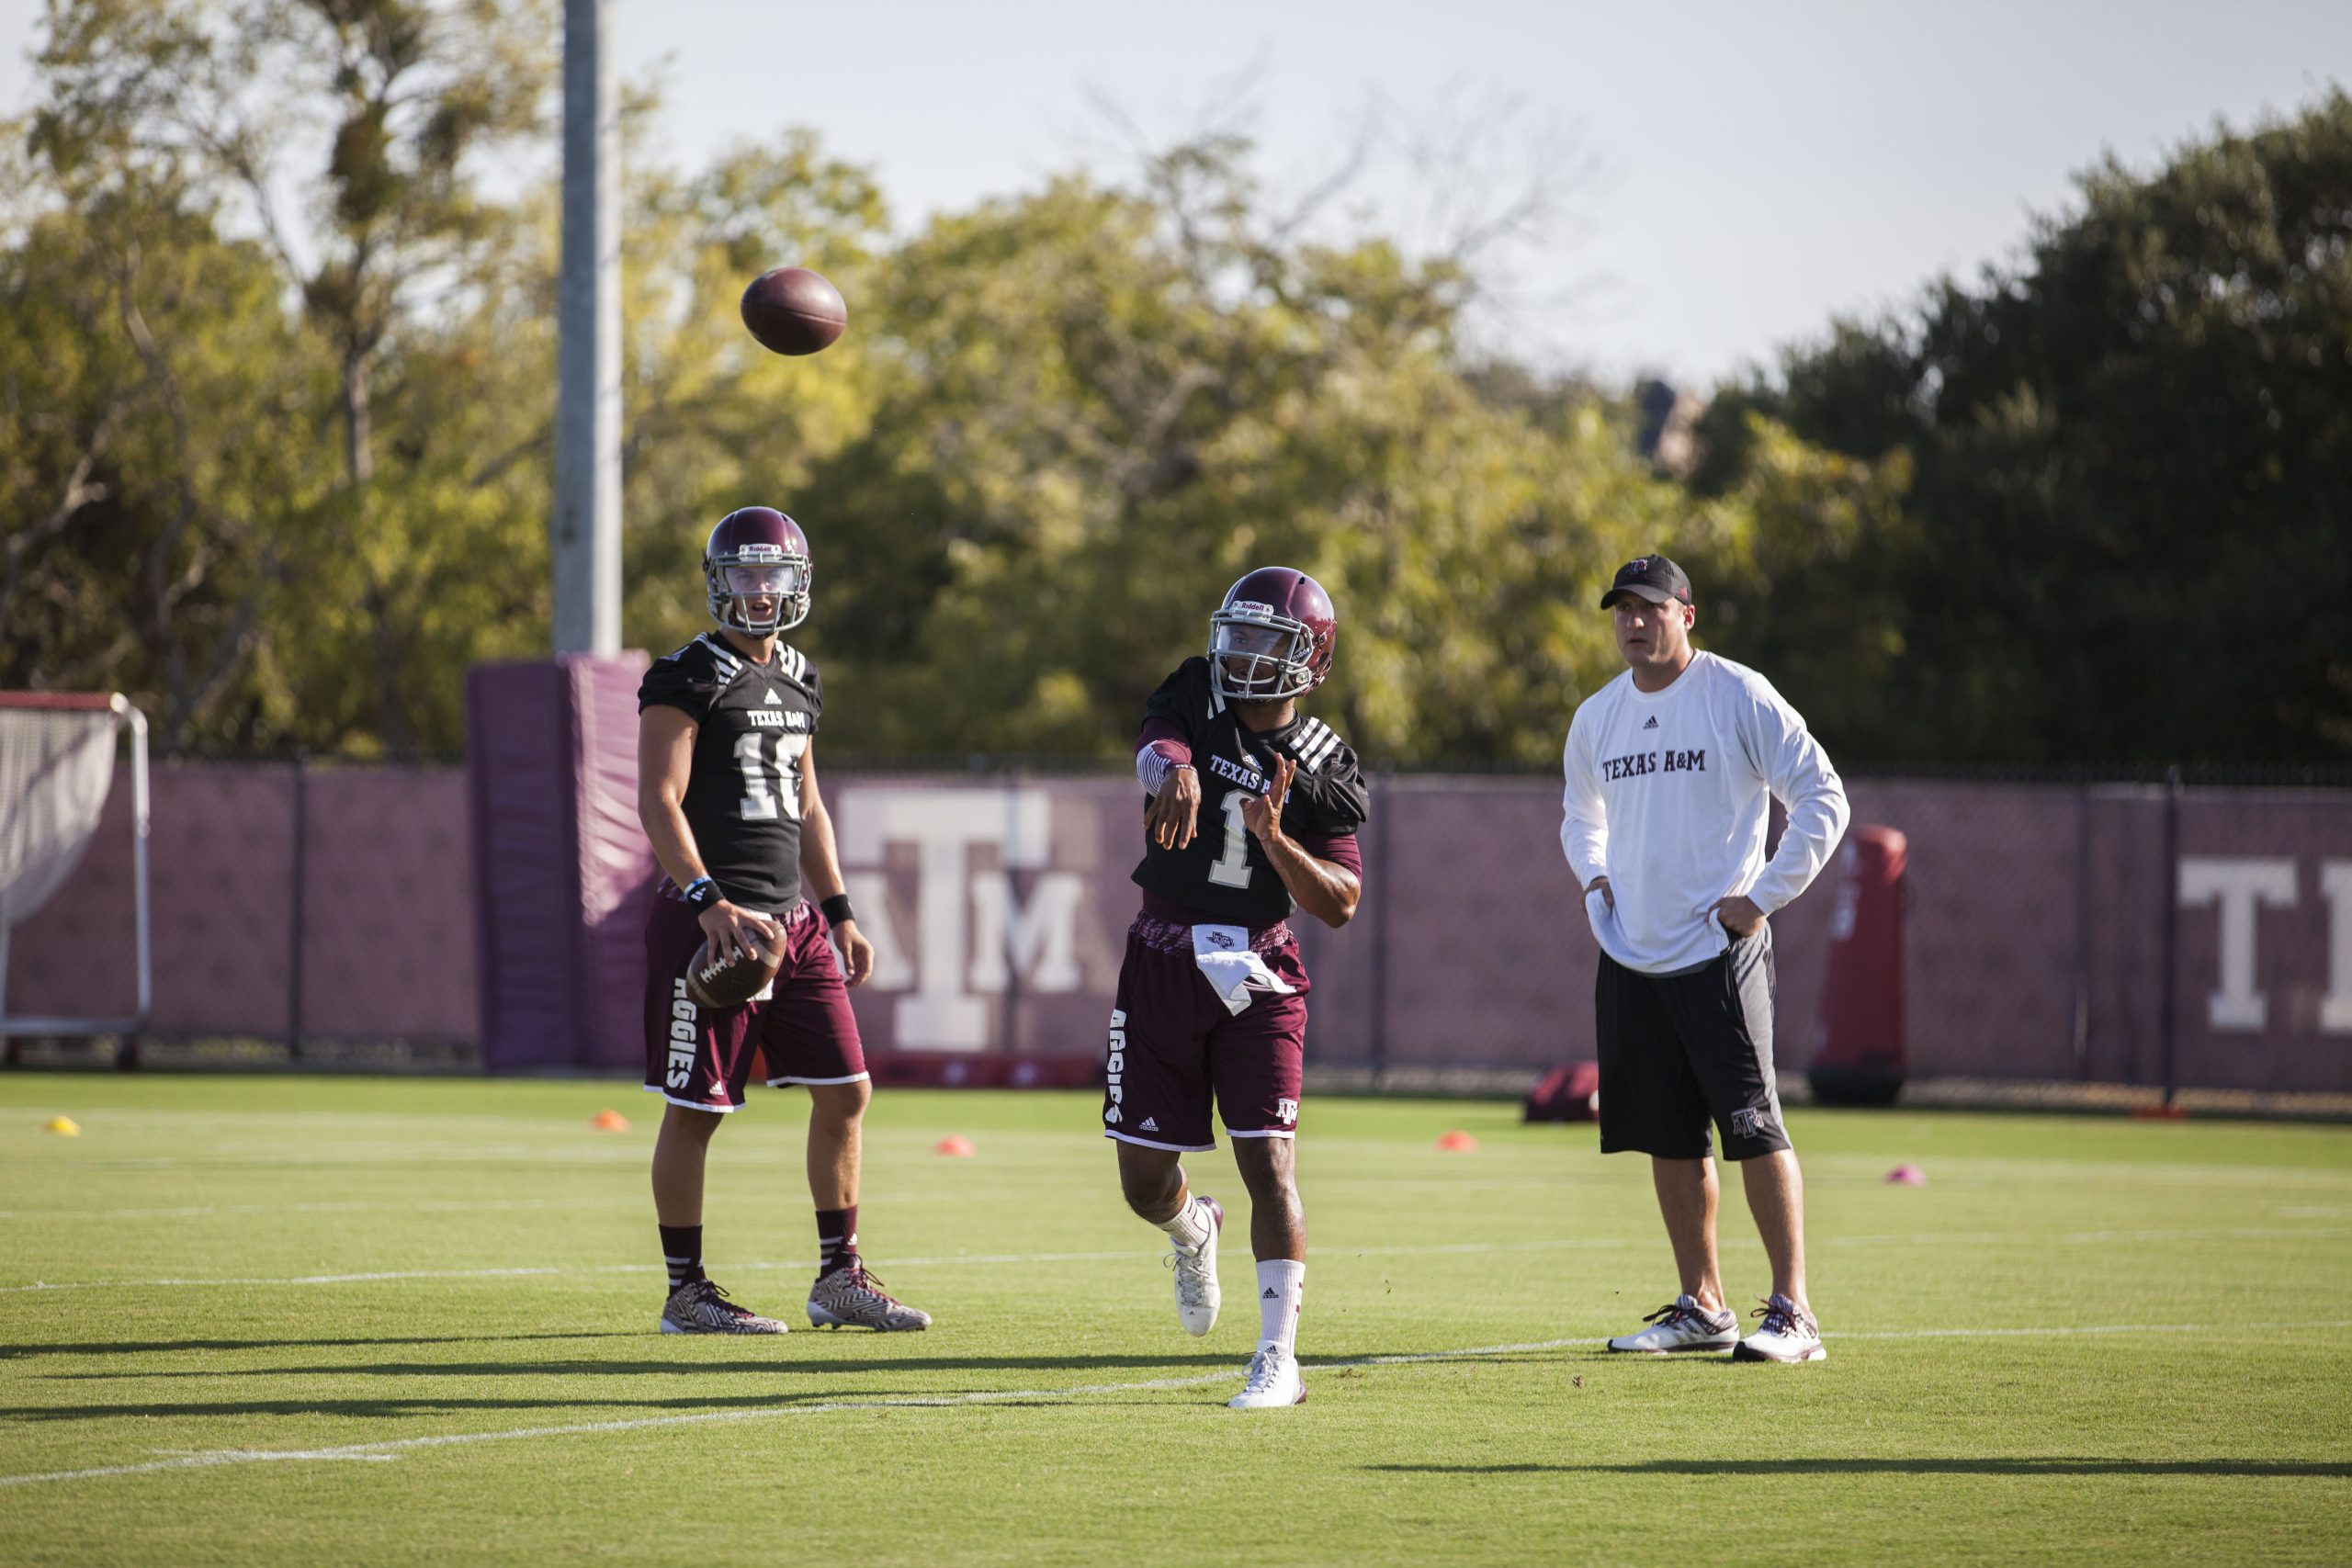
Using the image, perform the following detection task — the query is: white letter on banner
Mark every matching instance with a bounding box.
[2178,857,2298,1031]
[967,871,1086,993]
[2320,861,2352,1035]
[835,787,1056,1051]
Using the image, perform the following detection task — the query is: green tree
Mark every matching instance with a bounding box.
[24,0,556,753]
[1718,92,2352,763]
[790,142,1702,763]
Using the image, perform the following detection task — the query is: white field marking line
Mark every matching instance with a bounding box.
[6,1224,2347,1296]
[1824,1319,2352,1341]
[0,1336,1585,1490]
[12,1319,2352,1492]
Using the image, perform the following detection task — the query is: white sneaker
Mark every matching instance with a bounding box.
[1166,1195,1223,1337]
[1227,1341,1306,1408]
[1733,1293,1826,1362]
[1606,1293,1739,1354]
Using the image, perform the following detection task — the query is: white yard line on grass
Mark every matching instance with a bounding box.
[6,1320,2352,1491]
[5,1225,2345,1294]
[0,1337,1581,1489]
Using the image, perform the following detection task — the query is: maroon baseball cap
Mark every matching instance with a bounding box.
[1600,554,1693,609]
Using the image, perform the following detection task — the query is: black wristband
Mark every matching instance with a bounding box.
[683,876,720,912]
[820,893,856,926]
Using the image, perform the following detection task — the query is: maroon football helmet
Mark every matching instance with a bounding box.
[1208,567,1337,701]
[704,506,812,636]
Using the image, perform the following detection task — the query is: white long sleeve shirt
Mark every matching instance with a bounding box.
[1560,651,1850,975]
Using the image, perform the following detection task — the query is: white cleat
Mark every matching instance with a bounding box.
[1607,1292,1739,1354]
[1227,1342,1306,1408]
[1167,1195,1223,1337]
[1734,1293,1826,1362]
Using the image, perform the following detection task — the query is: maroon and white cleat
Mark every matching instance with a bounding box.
[660,1279,788,1335]
[807,1261,933,1331]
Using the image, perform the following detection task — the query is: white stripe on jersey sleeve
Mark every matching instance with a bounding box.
[1295,720,1343,773]
[697,634,743,682]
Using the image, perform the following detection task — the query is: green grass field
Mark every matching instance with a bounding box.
[2,1074,2348,1565]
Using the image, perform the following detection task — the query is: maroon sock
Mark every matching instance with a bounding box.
[816,1206,859,1278]
[659,1224,704,1292]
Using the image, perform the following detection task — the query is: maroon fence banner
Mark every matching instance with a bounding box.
[6,761,475,1043]
[6,762,2349,1098]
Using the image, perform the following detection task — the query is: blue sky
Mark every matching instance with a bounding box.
[5,0,2346,385]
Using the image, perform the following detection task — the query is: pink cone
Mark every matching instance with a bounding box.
[934,1135,977,1157]
[1883,1163,1926,1186]
[1435,1131,1477,1152]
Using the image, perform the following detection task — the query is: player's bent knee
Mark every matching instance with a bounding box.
[1115,1148,1183,1217]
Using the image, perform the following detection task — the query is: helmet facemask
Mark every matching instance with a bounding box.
[706,545,811,636]
[1209,604,1317,701]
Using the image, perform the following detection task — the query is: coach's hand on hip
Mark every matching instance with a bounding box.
[1585,874,1614,911]
[1712,894,1766,938]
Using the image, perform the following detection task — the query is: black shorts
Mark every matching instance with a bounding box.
[1595,924,1790,1161]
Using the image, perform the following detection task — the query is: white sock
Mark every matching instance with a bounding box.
[1257,1258,1305,1352]
[1157,1193,1211,1251]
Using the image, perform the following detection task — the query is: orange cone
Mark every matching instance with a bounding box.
[1435,1130,1477,1152]
[934,1134,976,1157]
[590,1109,629,1132]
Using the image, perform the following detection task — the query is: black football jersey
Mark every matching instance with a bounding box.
[1130,657,1368,925]
[639,634,823,911]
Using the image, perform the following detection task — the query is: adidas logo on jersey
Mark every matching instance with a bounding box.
[1642,716,1659,729]
[764,690,784,705]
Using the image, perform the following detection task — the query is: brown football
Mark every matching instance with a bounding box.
[684,937,784,1010]
[741,266,847,355]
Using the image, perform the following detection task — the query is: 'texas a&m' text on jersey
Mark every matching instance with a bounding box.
[1131,657,1368,926]
[639,634,822,912]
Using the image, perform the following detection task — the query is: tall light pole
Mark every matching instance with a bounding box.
[553,0,620,655]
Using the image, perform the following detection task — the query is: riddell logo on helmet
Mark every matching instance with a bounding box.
[1227,600,1277,623]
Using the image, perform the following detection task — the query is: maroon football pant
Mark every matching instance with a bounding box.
[1102,909,1310,1152]
[643,894,865,1113]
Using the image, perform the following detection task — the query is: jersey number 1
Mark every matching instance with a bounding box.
[1205,793,1254,888]
[735,732,807,821]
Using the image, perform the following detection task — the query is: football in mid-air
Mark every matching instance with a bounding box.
[741,266,846,355]
[684,936,783,1010]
